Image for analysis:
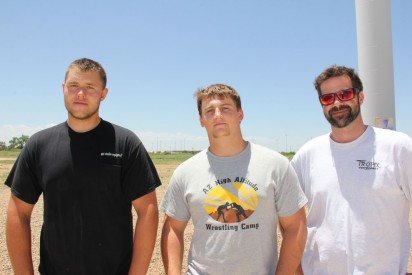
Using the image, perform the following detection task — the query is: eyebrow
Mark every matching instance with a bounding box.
[204,103,235,110]
[66,81,97,87]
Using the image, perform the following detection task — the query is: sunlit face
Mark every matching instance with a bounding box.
[199,95,243,139]
[320,75,363,128]
[62,68,108,122]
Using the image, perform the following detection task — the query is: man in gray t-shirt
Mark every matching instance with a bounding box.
[160,84,307,274]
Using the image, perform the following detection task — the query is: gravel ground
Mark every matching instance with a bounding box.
[1,160,412,274]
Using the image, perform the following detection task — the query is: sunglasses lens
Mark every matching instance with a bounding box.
[320,94,335,105]
[336,89,355,101]
[320,88,358,105]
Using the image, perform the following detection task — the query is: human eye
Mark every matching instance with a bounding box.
[222,105,234,112]
[320,94,335,105]
[205,109,214,114]
[340,89,354,99]
[85,85,100,95]
[67,83,79,92]
[204,108,213,114]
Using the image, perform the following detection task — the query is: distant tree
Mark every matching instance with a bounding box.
[8,135,29,149]
[0,141,6,150]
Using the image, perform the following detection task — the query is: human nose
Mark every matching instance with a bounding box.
[214,108,223,118]
[76,88,85,98]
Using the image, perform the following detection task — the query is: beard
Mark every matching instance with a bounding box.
[66,101,100,121]
[68,108,99,121]
[324,100,361,128]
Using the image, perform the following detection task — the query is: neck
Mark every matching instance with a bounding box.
[67,116,101,133]
[209,137,247,157]
[330,119,367,143]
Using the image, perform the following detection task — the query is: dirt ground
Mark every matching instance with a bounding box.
[1,159,412,274]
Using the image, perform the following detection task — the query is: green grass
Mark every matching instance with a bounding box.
[150,151,295,163]
[149,152,197,165]
[0,150,19,185]
[0,149,21,158]
[0,160,15,165]
[280,152,295,161]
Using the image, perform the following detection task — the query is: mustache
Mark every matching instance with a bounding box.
[329,105,351,113]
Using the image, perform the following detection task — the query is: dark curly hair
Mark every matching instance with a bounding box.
[314,65,363,95]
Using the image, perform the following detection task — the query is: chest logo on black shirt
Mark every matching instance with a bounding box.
[101,152,123,158]
[203,177,258,223]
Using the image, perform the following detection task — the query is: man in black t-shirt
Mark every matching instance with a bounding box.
[5,58,161,275]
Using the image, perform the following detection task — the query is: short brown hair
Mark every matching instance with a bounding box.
[314,65,363,95]
[65,58,107,89]
[194,84,242,115]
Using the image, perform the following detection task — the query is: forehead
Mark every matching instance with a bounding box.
[320,75,352,94]
[201,95,236,108]
[65,68,102,84]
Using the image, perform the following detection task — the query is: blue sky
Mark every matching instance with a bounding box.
[1,1,411,152]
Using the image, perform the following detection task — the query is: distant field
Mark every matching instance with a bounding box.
[0,150,21,158]
[0,150,294,163]
[149,152,197,164]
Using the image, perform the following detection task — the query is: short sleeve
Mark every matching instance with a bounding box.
[274,161,307,217]
[5,142,42,204]
[121,141,161,201]
[159,168,191,221]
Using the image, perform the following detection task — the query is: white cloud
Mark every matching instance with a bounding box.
[135,131,209,152]
[0,124,55,145]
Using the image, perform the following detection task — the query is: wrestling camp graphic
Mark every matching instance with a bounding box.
[203,177,258,224]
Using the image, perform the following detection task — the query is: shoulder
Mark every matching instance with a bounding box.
[292,133,330,163]
[248,143,295,173]
[101,120,142,144]
[370,127,412,152]
[299,133,329,151]
[178,149,208,168]
[372,126,411,141]
[171,149,208,177]
[250,143,288,162]
[14,123,68,162]
[102,120,137,136]
[26,122,68,145]
[35,122,67,136]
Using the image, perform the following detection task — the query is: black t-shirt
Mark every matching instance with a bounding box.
[5,120,161,275]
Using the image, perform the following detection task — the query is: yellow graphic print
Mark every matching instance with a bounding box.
[204,182,258,223]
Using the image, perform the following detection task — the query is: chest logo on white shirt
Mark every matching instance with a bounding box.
[203,177,258,224]
[356,160,381,170]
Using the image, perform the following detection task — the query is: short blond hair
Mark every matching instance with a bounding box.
[194,84,241,115]
[65,58,107,89]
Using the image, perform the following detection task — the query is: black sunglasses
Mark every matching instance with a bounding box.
[319,88,360,106]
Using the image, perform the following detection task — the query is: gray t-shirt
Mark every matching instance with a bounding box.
[160,142,307,275]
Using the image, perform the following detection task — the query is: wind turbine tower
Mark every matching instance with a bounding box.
[355,0,396,129]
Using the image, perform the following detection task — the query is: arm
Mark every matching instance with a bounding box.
[161,215,188,275]
[276,207,307,275]
[6,194,35,275]
[295,263,304,275]
[128,191,159,275]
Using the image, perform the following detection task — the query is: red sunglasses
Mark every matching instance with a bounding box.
[319,88,360,106]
